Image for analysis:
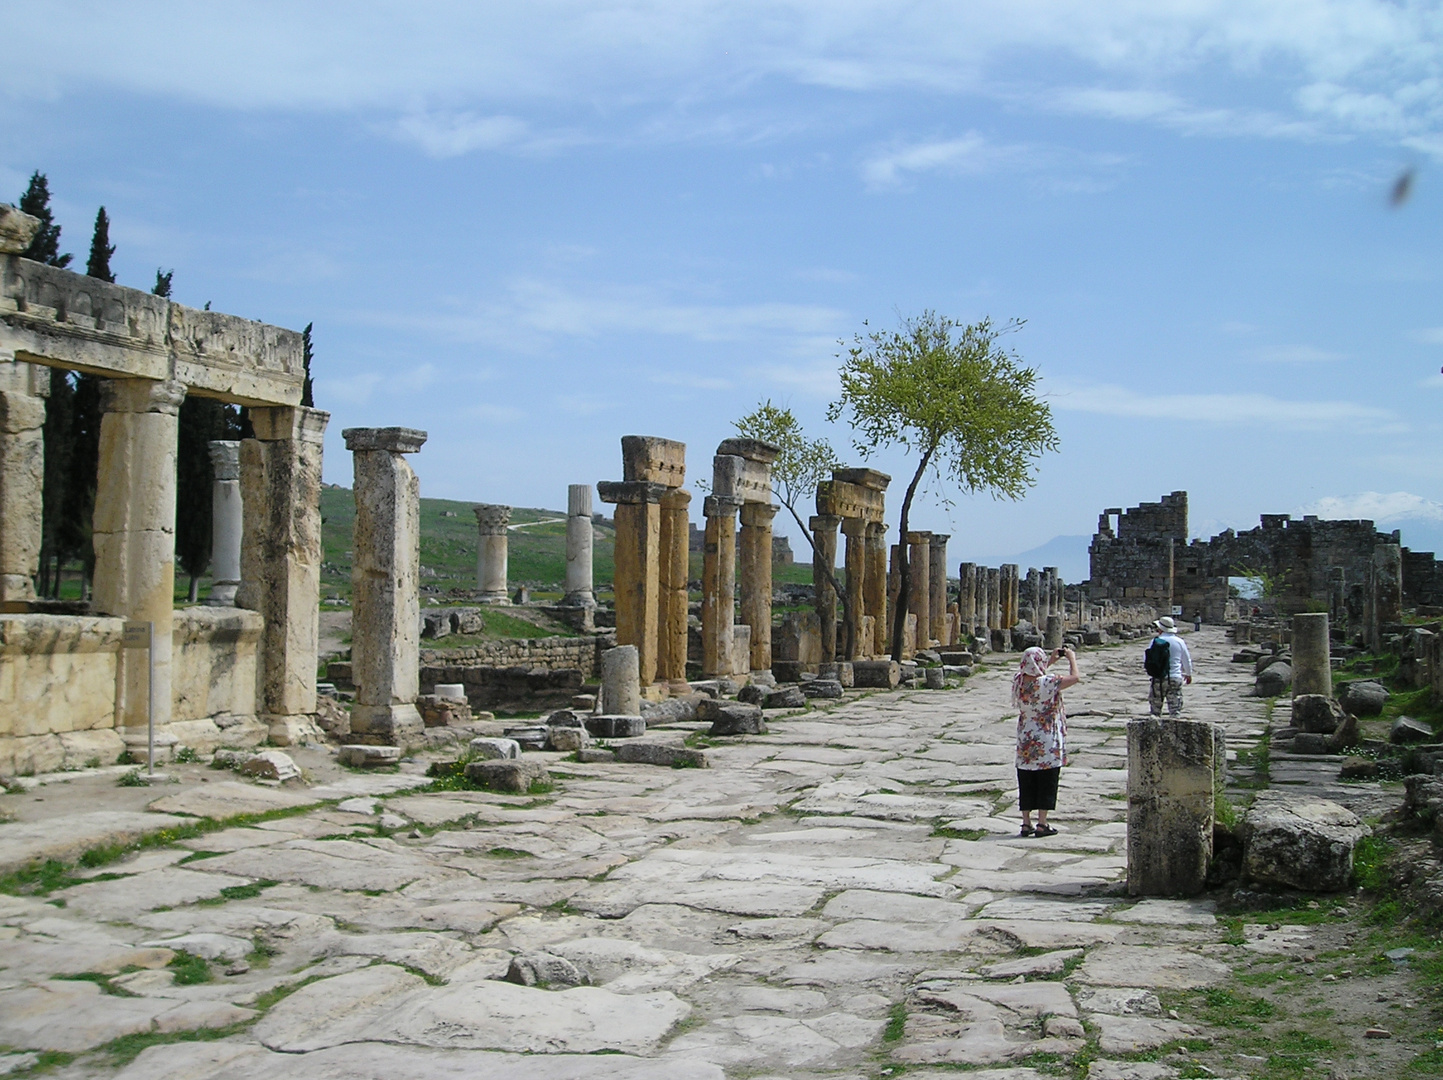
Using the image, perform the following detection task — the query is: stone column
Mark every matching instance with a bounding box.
[1329,567,1347,631]
[1291,612,1332,699]
[959,562,976,633]
[928,534,949,646]
[237,405,329,741]
[1024,567,1040,621]
[811,514,841,663]
[474,504,511,604]
[1127,717,1218,897]
[600,481,665,687]
[701,494,742,676]
[1371,543,1402,651]
[1044,567,1060,621]
[658,487,692,691]
[907,532,931,647]
[344,427,426,747]
[205,440,242,606]
[740,501,778,674]
[601,643,641,716]
[987,567,1001,630]
[865,522,889,656]
[1044,614,1064,651]
[0,376,45,603]
[1004,564,1020,628]
[562,484,595,608]
[93,378,186,740]
[841,517,867,660]
[888,544,901,647]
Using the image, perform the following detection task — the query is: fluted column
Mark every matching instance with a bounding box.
[658,488,693,691]
[702,495,742,675]
[205,440,242,606]
[928,534,949,646]
[865,522,889,656]
[474,504,511,604]
[561,484,595,607]
[740,501,778,674]
[841,516,867,660]
[811,514,841,663]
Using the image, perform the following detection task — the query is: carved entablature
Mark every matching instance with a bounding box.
[621,436,686,487]
[713,452,771,504]
[815,478,885,523]
[0,255,304,407]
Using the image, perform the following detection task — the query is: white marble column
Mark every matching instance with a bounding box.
[474,504,511,604]
[562,484,595,608]
[345,426,427,748]
[205,440,242,606]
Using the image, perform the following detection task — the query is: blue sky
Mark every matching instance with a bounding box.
[4,1,1442,570]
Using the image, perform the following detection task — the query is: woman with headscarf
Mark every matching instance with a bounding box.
[1011,645,1080,837]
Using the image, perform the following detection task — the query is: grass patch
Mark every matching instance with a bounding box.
[99,1022,252,1068]
[883,1002,907,1042]
[931,825,987,841]
[487,847,531,859]
[117,770,150,787]
[196,879,278,906]
[167,950,212,985]
[1353,834,1394,891]
[53,971,140,997]
[1196,987,1277,1028]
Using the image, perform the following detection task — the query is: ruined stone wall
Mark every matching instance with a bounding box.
[1403,549,1443,609]
[416,633,614,678]
[170,607,262,724]
[1203,515,1389,616]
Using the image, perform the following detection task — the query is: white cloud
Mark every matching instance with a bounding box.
[1414,327,1443,344]
[391,112,533,158]
[861,133,1019,188]
[1299,491,1443,524]
[1250,344,1347,363]
[1048,381,1404,434]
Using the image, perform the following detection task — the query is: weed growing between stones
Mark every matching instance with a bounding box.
[166,950,212,985]
[173,746,201,764]
[930,824,987,840]
[98,1021,252,1068]
[882,1002,907,1042]
[196,879,278,906]
[117,770,149,787]
[52,971,140,998]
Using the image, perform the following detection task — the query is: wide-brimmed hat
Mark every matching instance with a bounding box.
[1154,616,1177,633]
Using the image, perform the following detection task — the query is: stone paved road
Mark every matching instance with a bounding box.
[0,630,1289,1078]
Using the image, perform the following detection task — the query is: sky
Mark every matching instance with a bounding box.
[3,1,1443,570]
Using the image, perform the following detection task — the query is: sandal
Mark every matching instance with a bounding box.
[1033,824,1058,838]
[1019,823,1035,837]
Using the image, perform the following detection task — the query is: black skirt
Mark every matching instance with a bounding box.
[1016,767,1061,812]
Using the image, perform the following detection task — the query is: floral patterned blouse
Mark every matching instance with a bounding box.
[1014,674,1068,771]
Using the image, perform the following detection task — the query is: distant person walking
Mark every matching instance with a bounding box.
[1012,645,1080,837]
[1145,616,1193,717]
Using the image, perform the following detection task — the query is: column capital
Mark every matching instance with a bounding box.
[343,426,427,454]
[702,494,742,518]
[207,439,241,480]
[100,377,186,416]
[660,488,692,511]
[740,501,778,528]
[840,515,868,538]
[474,503,512,535]
[251,405,329,444]
[567,483,593,518]
[598,480,668,506]
[809,513,842,533]
[928,533,950,548]
[906,530,931,545]
[866,521,889,538]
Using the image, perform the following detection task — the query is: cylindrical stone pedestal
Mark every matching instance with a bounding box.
[740,501,777,675]
[206,440,242,606]
[1044,614,1064,651]
[93,378,186,740]
[1126,717,1219,897]
[928,534,949,646]
[811,514,841,663]
[701,496,741,676]
[474,504,511,604]
[1291,612,1331,699]
[601,644,642,716]
[345,427,427,748]
[907,532,930,648]
[562,484,595,607]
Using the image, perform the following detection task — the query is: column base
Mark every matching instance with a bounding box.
[557,591,597,609]
[205,582,239,607]
[476,592,511,605]
[0,575,37,603]
[122,728,178,765]
[266,714,327,747]
[666,679,691,696]
[748,670,776,687]
[350,703,425,748]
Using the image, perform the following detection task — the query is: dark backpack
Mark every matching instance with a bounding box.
[1143,636,1170,678]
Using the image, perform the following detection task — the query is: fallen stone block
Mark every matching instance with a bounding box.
[701,701,766,736]
[450,608,484,635]
[852,659,900,689]
[1254,662,1291,697]
[586,715,647,739]
[546,726,588,753]
[923,666,945,689]
[614,742,710,768]
[1391,716,1435,744]
[239,750,301,782]
[763,686,807,710]
[1241,790,1368,892]
[468,737,520,760]
[576,748,617,763]
[503,726,548,751]
[1289,732,1327,755]
[420,611,450,639]
[1291,694,1346,734]
[1340,680,1389,717]
[640,696,701,724]
[801,679,844,699]
[1326,712,1361,752]
[736,683,766,705]
[504,951,588,989]
[1403,775,1443,824]
[464,759,551,793]
[337,744,402,768]
[546,709,586,728]
[771,660,803,683]
[1340,757,1378,781]
[938,651,974,666]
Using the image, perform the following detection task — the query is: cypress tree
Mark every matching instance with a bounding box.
[301,322,315,407]
[61,373,102,599]
[153,268,173,297]
[85,207,115,283]
[17,172,72,268]
[39,369,76,597]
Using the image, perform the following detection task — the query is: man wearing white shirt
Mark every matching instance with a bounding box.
[1148,616,1193,717]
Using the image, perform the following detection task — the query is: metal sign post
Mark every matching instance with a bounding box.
[122,621,155,777]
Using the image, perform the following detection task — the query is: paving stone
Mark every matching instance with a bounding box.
[980,948,1082,979]
[614,742,709,768]
[58,866,255,921]
[1087,1062,1180,1080]
[1074,945,1229,989]
[0,811,190,875]
[148,781,317,819]
[1090,1012,1201,1054]
[464,760,551,793]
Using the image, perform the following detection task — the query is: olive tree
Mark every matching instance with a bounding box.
[732,401,857,656]
[827,313,1058,661]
